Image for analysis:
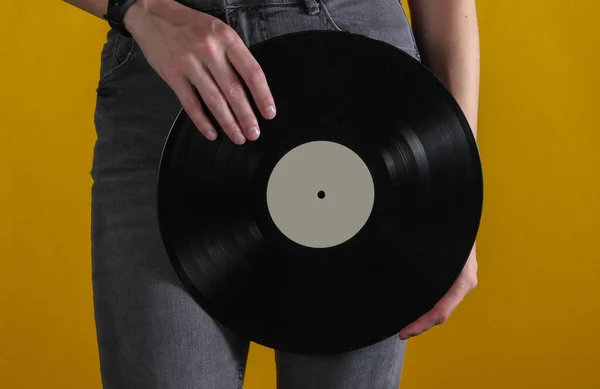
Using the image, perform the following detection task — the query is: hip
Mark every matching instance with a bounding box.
[91,0,419,179]
[96,0,419,90]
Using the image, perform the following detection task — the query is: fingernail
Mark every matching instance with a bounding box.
[265,105,276,118]
[233,131,246,144]
[248,126,260,140]
[206,130,217,140]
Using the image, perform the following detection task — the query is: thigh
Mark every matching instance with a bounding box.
[276,336,406,389]
[91,11,250,389]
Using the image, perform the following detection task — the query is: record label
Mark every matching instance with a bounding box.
[266,140,374,249]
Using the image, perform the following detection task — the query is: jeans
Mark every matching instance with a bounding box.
[91,0,420,387]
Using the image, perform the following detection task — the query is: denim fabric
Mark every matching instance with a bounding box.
[92,0,419,387]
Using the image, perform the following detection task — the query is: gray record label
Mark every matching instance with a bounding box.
[266,141,375,248]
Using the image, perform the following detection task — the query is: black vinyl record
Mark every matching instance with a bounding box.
[157,30,483,355]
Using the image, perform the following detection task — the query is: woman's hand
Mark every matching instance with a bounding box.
[123,0,277,144]
[399,245,478,340]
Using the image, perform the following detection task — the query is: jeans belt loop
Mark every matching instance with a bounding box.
[303,0,320,15]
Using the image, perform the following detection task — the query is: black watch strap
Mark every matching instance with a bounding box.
[103,0,139,37]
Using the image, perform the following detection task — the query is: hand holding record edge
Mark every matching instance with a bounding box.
[400,244,477,339]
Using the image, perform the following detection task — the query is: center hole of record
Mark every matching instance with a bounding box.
[317,190,326,199]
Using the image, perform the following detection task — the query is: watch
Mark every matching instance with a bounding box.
[103,0,139,37]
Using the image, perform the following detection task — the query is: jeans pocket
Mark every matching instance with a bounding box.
[227,1,338,47]
[318,0,420,60]
[98,29,141,84]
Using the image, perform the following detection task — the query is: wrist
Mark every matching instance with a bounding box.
[122,0,147,34]
[123,0,174,34]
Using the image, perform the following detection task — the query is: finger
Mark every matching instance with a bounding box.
[399,309,447,340]
[186,61,246,145]
[225,37,276,120]
[168,74,218,141]
[204,54,261,141]
[399,286,466,340]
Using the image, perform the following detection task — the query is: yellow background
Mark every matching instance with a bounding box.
[1,0,599,388]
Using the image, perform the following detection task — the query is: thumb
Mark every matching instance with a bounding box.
[399,286,467,340]
[399,308,448,340]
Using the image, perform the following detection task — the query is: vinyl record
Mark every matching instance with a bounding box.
[157,30,483,355]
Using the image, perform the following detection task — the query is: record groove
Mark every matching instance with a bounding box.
[157,30,483,355]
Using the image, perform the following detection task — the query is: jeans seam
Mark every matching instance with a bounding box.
[225,0,304,9]
[318,0,343,31]
[112,34,123,65]
[236,343,249,389]
[99,36,141,84]
[400,8,421,61]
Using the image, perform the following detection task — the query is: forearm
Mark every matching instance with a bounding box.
[407,0,480,137]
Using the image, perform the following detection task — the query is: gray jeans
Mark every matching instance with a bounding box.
[91,0,420,387]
